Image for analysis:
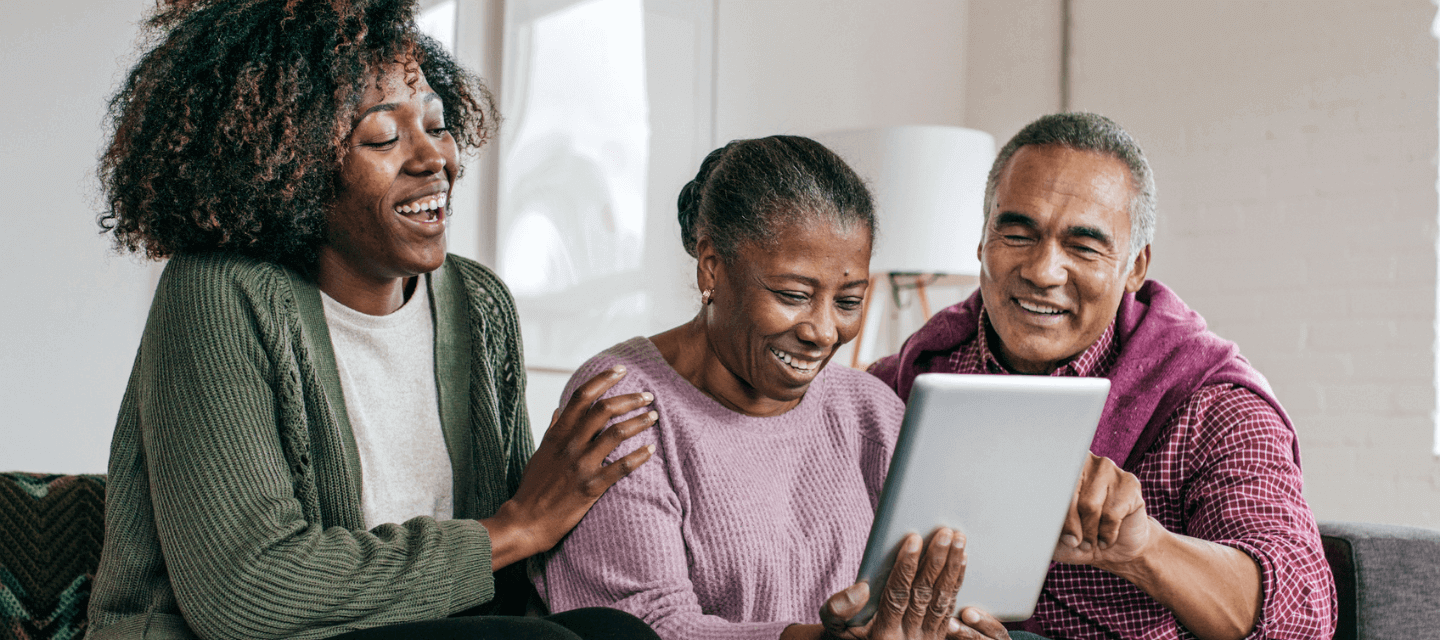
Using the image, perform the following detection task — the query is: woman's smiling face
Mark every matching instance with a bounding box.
[699,218,872,413]
[320,61,458,297]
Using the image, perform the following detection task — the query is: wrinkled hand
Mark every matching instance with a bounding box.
[483,365,657,568]
[1052,453,1153,569]
[819,529,1009,640]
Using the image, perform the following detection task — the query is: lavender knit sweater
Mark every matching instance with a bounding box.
[531,337,904,640]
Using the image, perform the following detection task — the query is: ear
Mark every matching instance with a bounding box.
[1124,245,1151,293]
[976,214,990,265]
[695,235,722,293]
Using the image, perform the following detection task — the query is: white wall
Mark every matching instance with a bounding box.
[968,0,1440,527]
[0,0,157,474]
[963,0,1062,143]
[716,0,970,142]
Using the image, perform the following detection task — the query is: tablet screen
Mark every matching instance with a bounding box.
[850,373,1110,623]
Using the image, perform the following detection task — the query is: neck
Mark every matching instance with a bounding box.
[985,321,1069,375]
[315,252,416,315]
[651,316,802,417]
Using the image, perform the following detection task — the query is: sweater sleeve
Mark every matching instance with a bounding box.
[138,258,494,640]
[532,359,794,640]
[1180,386,1337,640]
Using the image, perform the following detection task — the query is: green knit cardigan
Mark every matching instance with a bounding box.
[87,253,533,640]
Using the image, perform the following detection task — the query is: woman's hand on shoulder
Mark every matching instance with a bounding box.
[784,529,1009,640]
[481,365,657,569]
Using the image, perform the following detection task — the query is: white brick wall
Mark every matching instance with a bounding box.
[969,0,1440,527]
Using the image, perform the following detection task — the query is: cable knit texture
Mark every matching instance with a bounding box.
[531,337,904,640]
[87,253,532,640]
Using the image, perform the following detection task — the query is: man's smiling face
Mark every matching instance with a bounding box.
[977,144,1150,374]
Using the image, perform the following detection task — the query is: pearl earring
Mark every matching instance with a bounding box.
[701,289,714,306]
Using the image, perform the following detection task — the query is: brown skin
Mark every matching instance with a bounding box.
[651,221,870,416]
[319,62,656,570]
[651,221,1006,640]
[319,62,457,315]
[978,144,1148,375]
[980,144,1262,640]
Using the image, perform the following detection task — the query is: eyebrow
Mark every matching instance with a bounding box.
[771,273,871,290]
[992,211,1039,230]
[1066,225,1114,247]
[353,92,442,124]
[992,211,1115,248]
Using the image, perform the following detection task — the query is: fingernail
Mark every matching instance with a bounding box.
[963,609,980,624]
[612,364,626,374]
[936,529,953,547]
[641,392,654,403]
[948,619,962,633]
[846,582,865,605]
[647,411,659,422]
[953,534,965,549]
[1080,541,1093,551]
[1061,534,1079,548]
[906,535,921,553]
[646,444,656,454]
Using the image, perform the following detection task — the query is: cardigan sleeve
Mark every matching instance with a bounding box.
[136,257,494,640]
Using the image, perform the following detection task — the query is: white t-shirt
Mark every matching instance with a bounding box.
[321,285,454,529]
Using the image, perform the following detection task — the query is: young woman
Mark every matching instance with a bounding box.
[88,2,657,638]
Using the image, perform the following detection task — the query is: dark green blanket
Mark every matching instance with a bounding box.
[0,473,106,640]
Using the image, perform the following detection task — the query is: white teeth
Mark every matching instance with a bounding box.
[394,193,448,215]
[1018,300,1064,315]
[770,347,816,372]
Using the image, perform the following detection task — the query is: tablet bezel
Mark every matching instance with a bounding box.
[849,373,1110,624]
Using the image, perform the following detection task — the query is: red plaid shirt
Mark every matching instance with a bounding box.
[945,312,1335,640]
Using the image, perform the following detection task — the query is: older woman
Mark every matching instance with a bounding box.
[88,2,658,639]
[532,137,1019,640]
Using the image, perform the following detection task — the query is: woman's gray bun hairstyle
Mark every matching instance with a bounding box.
[676,135,876,260]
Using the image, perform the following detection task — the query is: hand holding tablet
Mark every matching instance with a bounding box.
[815,528,1010,640]
[850,374,1112,625]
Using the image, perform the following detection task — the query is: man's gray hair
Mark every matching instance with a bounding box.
[984,112,1156,261]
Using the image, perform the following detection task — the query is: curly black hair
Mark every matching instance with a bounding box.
[98,0,496,270]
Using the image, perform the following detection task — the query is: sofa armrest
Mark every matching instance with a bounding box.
[1318,520,1440,640]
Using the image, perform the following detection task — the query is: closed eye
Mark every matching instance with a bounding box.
[775,290,808,304]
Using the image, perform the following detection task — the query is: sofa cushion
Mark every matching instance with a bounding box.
[1318,520,1440,640]
[0,473,106,640]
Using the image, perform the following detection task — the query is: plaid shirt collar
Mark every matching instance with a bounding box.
[975,308,1118,378]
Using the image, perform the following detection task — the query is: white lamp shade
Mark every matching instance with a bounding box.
[813,126,995,275]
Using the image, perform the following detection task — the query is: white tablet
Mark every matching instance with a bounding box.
[850,373,1110,624]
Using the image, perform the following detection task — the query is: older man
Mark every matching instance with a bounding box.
[869,113,1335,640]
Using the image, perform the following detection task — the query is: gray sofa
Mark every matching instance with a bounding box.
[1318,520,1440,640]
